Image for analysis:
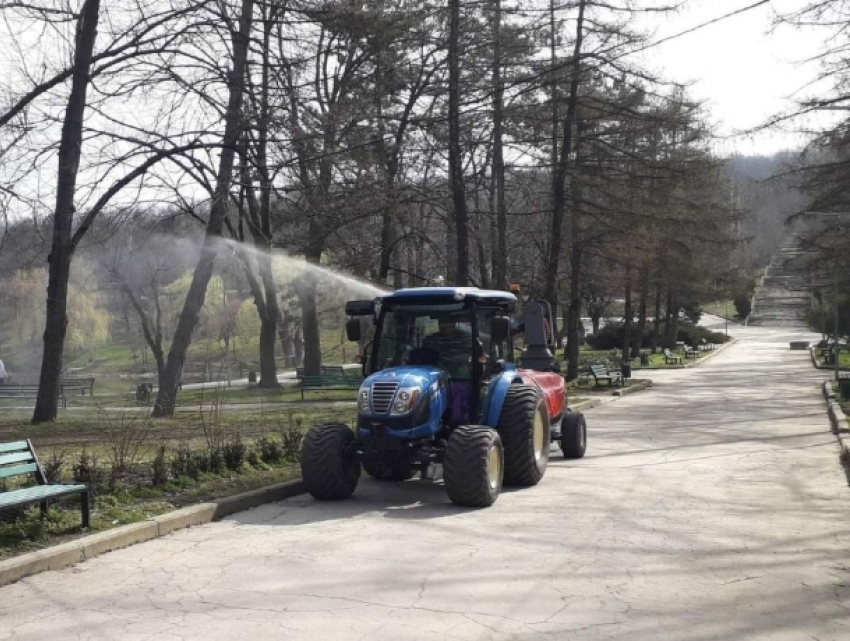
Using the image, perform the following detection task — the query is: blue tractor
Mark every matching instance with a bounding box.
[299,287,587,507]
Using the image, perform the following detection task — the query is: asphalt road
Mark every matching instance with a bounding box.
[2,322,848,640]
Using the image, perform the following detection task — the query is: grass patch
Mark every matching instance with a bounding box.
[701,300,737,320]
[815,350,850,370]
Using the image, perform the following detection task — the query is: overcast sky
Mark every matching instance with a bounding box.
[637,0,834,156]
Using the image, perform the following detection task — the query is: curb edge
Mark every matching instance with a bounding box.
[0,478,307,588]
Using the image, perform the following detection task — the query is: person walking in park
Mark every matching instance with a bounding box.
[0,358,7,385]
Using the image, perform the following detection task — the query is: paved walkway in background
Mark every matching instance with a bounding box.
[2,323,849,640]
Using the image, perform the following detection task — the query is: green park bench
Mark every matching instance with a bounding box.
[0,440,90,528]
[0,384,66,409]
[300,375,363,400]
[663,348,683,365]
[588,364,622,387]
[682,345,698,359]
[60,376,96,396]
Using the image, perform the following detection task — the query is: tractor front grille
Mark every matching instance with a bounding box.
[371,381,399,414]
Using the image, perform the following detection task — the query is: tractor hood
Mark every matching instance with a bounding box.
[359,365,446,417]
[363,365,445,393]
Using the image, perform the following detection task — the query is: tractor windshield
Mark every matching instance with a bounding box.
[374,303,473,379]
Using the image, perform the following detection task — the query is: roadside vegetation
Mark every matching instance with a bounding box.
[0,400,355,559]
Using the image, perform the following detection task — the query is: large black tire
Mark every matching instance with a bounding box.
[363,459,415,481]
[443,426,503,507]
[301,423,361,500]
[560,411,587,459]
[496,385,550,486]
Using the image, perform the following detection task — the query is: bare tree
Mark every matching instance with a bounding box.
[152,0,255,417]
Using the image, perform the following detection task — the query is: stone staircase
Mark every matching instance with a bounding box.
[748,239,811,327]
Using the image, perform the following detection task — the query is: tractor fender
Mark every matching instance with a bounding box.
[518,369,566,420]
[481,370,525,427]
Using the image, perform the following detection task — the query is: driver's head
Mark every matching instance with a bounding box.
[438,317,456,334]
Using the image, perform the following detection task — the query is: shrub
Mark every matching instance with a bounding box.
[246,447,261,468]
[208,448,224,474]
[42,450,67,483]
[585,322,623,350]
[170,443,200,479]
[98,408,152,475]
[733,293,752,319]
[73,449,105,495]
[151,445,169,486]
[676,323,729,347]
[222,435,246,471]
[257,436,283,463]
[682,300,703,324]
[280,425,303,460]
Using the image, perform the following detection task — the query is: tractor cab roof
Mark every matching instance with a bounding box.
[380,287,517,308]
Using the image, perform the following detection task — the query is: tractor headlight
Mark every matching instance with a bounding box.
[358,386,370,412]
[391,387,420,415]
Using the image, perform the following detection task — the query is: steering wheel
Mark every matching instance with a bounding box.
[408,346,441,366]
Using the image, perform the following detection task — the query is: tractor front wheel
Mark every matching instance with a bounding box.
[301,423,361,500]
[444,426,503,507]
[560,411,587,459]
[497,385,550,486]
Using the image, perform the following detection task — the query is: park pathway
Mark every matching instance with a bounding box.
[1,322,849,640]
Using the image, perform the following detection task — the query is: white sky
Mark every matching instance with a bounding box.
[637,0,836,156]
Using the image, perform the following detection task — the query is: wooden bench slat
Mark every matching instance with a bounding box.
[0,484,88,508]
[0,463,39,479]
[0,451,35,466]
[0,441,29,454]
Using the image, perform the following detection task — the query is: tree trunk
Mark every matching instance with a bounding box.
[651,279,662,353]
[491,0,507,290]
[566,243,582,381]
[293,321,305,367]
[33,0,101,423]
[448,0,469,285]
[622,266,632,364]
[152,0,254,417]
[255,13,280,388]
[543,0,585,305]
[665,288,679,349]
[258,315,278,384]
[299,236,323,375]
[632,265,648,358]
[445,212,457,284]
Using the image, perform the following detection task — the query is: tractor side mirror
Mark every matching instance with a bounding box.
[345,300,375,316]
[346,319,361,342]
[491,317,511,342]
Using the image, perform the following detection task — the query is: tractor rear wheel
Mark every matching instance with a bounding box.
[560,411,587,459]
[363,459,415,481]
[301,423,361,500]
[444,426,503,507]
[496,385,550,486]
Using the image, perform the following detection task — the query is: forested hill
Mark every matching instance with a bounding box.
[726,152,808,269]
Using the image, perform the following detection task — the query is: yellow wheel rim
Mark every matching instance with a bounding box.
[533,407,547,464]
[488,444,501,491]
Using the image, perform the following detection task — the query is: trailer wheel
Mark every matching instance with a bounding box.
[363,459,414,481]
[496,385,550,486]
[444,426,503,507]
[560,411,587,459]
[301,423,361,500]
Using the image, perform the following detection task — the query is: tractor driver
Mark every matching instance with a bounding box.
[422,317,471,377]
